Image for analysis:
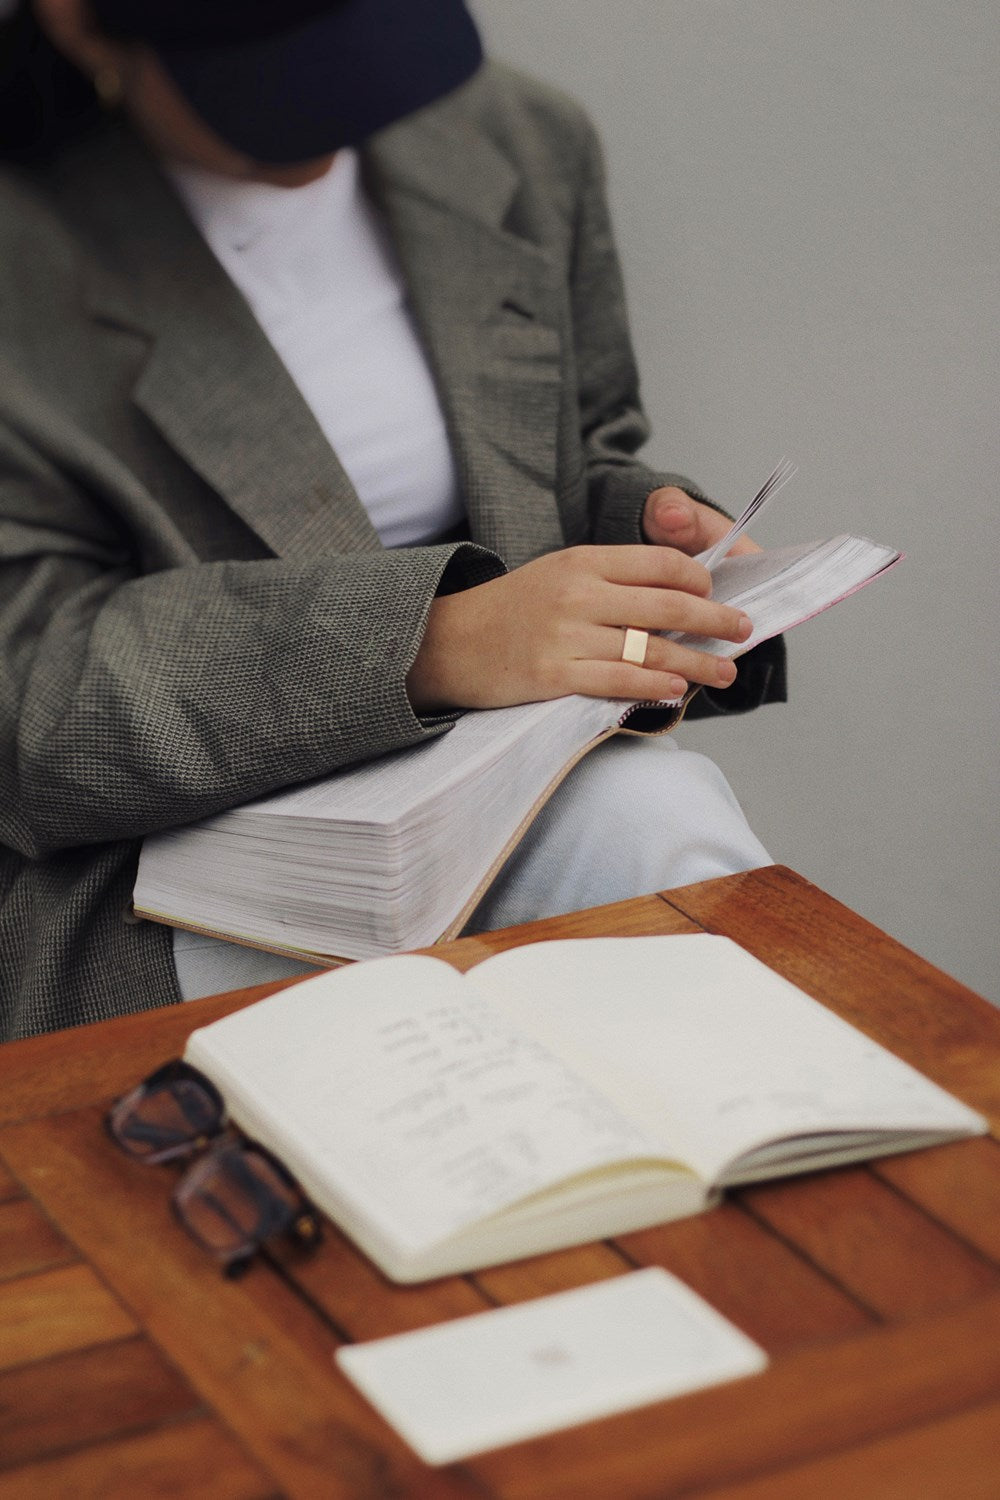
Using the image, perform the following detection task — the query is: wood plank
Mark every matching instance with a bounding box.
[0,1263,138,1372]
[0,1336,201,1471]
[0,1110,485,1500]
[0,1161,21,1204]
[658,867,1000,1130]
[268,1220,489,1342]
[689,1395,1000,1499]
[741,1164,1000,1319]
[0,1416,275,1500]
[872,1136,1000,1264]
[0,1198,75,1283]
[617,1200,874,1353]
[0,981,306,1130]
[473,1242,632,1305]
[468,1287,1000,1500]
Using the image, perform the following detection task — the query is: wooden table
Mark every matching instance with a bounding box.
[2,865,1000,1498]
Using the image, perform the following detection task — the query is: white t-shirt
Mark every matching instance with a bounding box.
[167,151,465,547]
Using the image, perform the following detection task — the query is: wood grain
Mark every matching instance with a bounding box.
[472,1242,632,1305]
[872,1136,1000,1263]
[659,867,1000,1130]
[0,1109,485,1500]
[0,1417,276,1500]
[268,1219,490,1341]
[0,1162,21,1204]
[0,1198,75,1283]
[0,1263,138,1372]
[690,1395,1000,1499]
[0,981,306,1130]
[741,1162,1000,1318]
[618,1199,874,1352]
[0,1337,201,1471]
[469,1289,1000,1500]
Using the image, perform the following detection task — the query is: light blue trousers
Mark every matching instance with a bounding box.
[173,736,771,1000]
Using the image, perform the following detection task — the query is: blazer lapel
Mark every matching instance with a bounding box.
[57,96,569,569]
[366,106,568,565]
[59,126,381,561]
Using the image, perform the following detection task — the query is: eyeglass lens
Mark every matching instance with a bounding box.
[107,1073,223,1163]
[174,1141,312,1261]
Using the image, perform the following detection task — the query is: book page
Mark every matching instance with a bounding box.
[696,457,797,570]
[220,696,616,825]
[668,535,900,655]
[472,935,984,1183]
[184,954,668,1259]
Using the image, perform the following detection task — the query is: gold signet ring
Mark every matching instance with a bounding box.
[621,628,649,666]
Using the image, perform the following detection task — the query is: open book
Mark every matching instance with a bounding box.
[135,466,900,963]
[184,934,986,1283]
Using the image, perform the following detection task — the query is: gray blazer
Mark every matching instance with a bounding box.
[0,62,784,1038]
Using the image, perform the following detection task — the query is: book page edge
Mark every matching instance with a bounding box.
[436,723,620,942]
[133,908,348,970]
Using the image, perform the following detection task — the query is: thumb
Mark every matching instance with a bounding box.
[642,487,704,552]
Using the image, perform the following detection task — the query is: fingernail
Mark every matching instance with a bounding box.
[717,660,737,686]
[737,613,753,639]
[657,501,689,527]
[668,677,688,698]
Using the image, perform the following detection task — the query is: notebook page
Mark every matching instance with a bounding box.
[474,935,984,1183]
[185,954,664,1258]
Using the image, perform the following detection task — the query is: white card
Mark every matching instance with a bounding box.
[334,1267,766,1465]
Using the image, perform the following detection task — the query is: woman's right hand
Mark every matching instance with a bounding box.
[406,544,753,713]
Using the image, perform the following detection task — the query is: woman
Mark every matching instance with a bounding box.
[0,0,784,1037]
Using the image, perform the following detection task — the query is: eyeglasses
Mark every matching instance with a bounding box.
[106,1059,322,1276]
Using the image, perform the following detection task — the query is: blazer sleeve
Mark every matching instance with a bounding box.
[0,410,504,860]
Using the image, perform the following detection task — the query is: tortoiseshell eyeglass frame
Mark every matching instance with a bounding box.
[106,1058,322,1276]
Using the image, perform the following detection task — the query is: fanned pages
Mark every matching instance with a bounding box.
[135,466,901,962]
[696,457,798,569]
[183,934,985,1282]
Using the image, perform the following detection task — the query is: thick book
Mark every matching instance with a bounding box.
[134,467,901,963]
[183,933,986,1283]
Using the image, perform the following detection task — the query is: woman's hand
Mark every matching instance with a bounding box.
[642,486,761,557]
[407,544,753,713]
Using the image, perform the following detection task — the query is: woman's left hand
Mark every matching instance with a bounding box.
[642,486,761,557]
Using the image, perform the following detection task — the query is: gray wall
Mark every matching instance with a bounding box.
[472,1,999,1000]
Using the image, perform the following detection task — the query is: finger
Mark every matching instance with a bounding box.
[588,625,738,692]
[643,633,738,689]
[643,494,704,550]
[603,583,753,644]
[578,545,713,597]
[643,489,731,553]
[573,657,691,702]
[724,534,763,557]
[643,491,766,559]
